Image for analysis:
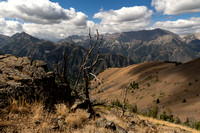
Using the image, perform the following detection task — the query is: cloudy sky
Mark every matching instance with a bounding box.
[0,0,200,41]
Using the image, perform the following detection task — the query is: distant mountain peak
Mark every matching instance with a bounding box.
[11,32,40,42]
[12,32,31,38]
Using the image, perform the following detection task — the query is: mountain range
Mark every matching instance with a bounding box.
[61,28,200,63]
[1,29,200,79]
[0,32,134,80]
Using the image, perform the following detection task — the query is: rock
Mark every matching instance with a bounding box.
[0,54,71,109]
[116,125,128,133]
[105,121,116,131]
[96,117,128,133]
[138,120,147,128]
[96,118,107,127]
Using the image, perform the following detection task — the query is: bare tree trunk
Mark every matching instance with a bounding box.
[122,86,129,116]
[73,29,103,114]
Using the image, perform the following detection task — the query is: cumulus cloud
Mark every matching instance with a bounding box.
[23,20,89,41]
[0,0,88,24]
[153,17,200,34]
[152,0,200,15]
[0,18,23,36]
[93,6,153,33]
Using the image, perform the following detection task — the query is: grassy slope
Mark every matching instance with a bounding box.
[90,59,200,123]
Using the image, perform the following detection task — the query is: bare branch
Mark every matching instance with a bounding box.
[89,73,104,90]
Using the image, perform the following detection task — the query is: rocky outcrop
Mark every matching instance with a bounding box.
[0,54,71,109]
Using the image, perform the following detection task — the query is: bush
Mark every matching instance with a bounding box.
[111,99,122,108]
[129,81,139,90]
[150,106,159,118]
[160,111,174,123]
[156,98,160,104]
[175,116,181,124]
[182,99,187,103]
[195,121,200,130]
[160,111,168,121]
[183,117,190,127]
[131,105,137,113]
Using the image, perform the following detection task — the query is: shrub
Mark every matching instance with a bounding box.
[195,121,200,130]
[111,99,122,108]
[156,98,160,104]
[182,99,187,103]
[175,116,181,124]
[129,81,139,90]
[168,115,175,123]
[150,106,159,118]
[160,111,174,123]
[160,111,168,121]
[183,117,190,127]
[131,105,137,113]
[147,83,150,87]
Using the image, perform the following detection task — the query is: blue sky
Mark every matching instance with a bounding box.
[0,0,200,41]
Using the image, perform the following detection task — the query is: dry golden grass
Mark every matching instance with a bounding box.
[0,99,93,132]
[65,109,90,127]
[138,114,200,133]
[55,103,69,117]
[1,98,199,132]
[73,125,113,133]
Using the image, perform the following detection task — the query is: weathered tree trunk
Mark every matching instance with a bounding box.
[73,29,102,114]
[122,86,128,116]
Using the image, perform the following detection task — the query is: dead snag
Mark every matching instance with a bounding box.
[74,28,103,114]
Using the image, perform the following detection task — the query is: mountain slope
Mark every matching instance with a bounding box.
[180,33,200,53]
[0,32,134,80]
[0,34,9,44]
[91,58,200,122]
[61,29,198,63]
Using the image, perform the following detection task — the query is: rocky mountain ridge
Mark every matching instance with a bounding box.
[61,29,199,63]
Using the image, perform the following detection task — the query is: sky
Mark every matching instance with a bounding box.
[0,0,200,41]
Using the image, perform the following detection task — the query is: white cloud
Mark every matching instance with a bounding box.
[93,6,153,34]
[0,18,23,36]
[153,17,200,34]
[0,0,90,40]
[0,3,154,40]
[152,0,200,15]
[22,20,90,41]
[0,0,88,24]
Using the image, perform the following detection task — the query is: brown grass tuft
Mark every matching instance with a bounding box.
[55,103,69,117]
[73,125,113,133]
[65,109,90,127]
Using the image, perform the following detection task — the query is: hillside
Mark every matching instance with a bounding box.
[91,58,200,124]
[61,29,198,63]
[1,54,199,133]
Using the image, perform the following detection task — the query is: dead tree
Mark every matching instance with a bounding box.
[74,29,102,114]
[54,51,71,102]
[122,85,129,116]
